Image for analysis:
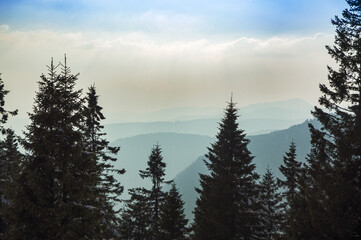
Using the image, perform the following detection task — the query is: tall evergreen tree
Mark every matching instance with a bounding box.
[159,183,189,240]
[0,74,18,237]
[7,58,107,239]
[259,167,283,240]
[193,99,261,240]
[277,141,302,239]
[0,130,21,238]
[305,0,361,237]
[139,143,167,239]
[82,84,124,238]
[121,144,168,240]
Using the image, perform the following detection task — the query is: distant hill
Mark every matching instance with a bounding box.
[104,118,307,141]
[110,132,214,199]
[7,98,313,140]
[104,98,313,140]
[104,98,312,124]
[173,119,320,220]
[238,98,313,120]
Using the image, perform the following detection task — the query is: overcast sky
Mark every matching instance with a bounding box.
[0,0,348,119]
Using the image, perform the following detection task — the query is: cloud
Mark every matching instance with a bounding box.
[0,28,334,117]
[0,25,9,32]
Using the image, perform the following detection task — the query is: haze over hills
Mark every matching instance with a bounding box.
[6,98,312,140]
[173,119,320,220]
[103,98,313,140]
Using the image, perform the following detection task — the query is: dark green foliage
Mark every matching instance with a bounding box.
[193,100,261,240]
[121,144,168,240]
[121,188,153,240]
[278,141,301,202]
[0,130,21,238]
[259,167,283,240]
[159,183,189,240]
[82,85,124,238]
[0,74,18,237]
[304,0,361,238]
[4,58,123,239]
[277,141,302,239]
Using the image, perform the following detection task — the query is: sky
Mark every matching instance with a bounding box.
[0,0,349,120]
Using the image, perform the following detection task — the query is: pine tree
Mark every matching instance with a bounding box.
[122,144,169,240]
[8,58,105,239]
[0,73,18,237]
[278,141,301,202]
[193,99,261,240]
[259,167,283,240]
[159,183,189,240]
[121,187,153,240]
[0,130,21,238]
[305,1,361,237]
[298,125,334,239]
[82,85,124,238]
[277,141,302,239]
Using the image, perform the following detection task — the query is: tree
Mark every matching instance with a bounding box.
[121,144,169,240]
[0,130,21,238]
[259,167,283,240]
[159,183,189,240]
[82,84,124,238]
[0,74,18,237]
[278,141,301,202]
[8,58,108,239]
[305,0,361,237]
[193,99,261,240]
[277,141,302,239]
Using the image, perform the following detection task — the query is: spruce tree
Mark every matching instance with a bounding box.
[10,58,104,239]
[159,183,189,240]
[82,85,124,238]
[306,0,361,237]
[121,187,153,240]
[0,73,18,237]
[277,141,302,239]
[0,130,21,238]
[122,144,168,240]
[259,167,283,240]
[193,99,261,240]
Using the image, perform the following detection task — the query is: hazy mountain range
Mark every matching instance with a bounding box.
[104,98,313,140]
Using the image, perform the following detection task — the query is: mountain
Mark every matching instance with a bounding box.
[238,98,313,120]
[110,132,214,199]
[103,118,307,141]
[173,119,320,220]
[7,98,313,141]
[103,98,313,141]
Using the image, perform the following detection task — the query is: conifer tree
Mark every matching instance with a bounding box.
[193,99,261,240]
[259,167,283,240]
[0,130,21,238]
[0,74,18,237]
[278,141,302,239]
[9,58,105,239]
[121,188,153,240]
[305,0,361,237]
[122,144,168,240]
[159,183,189,240]
[82,84,124,238]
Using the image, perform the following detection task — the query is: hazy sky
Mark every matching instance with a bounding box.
[0,0,348,119]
